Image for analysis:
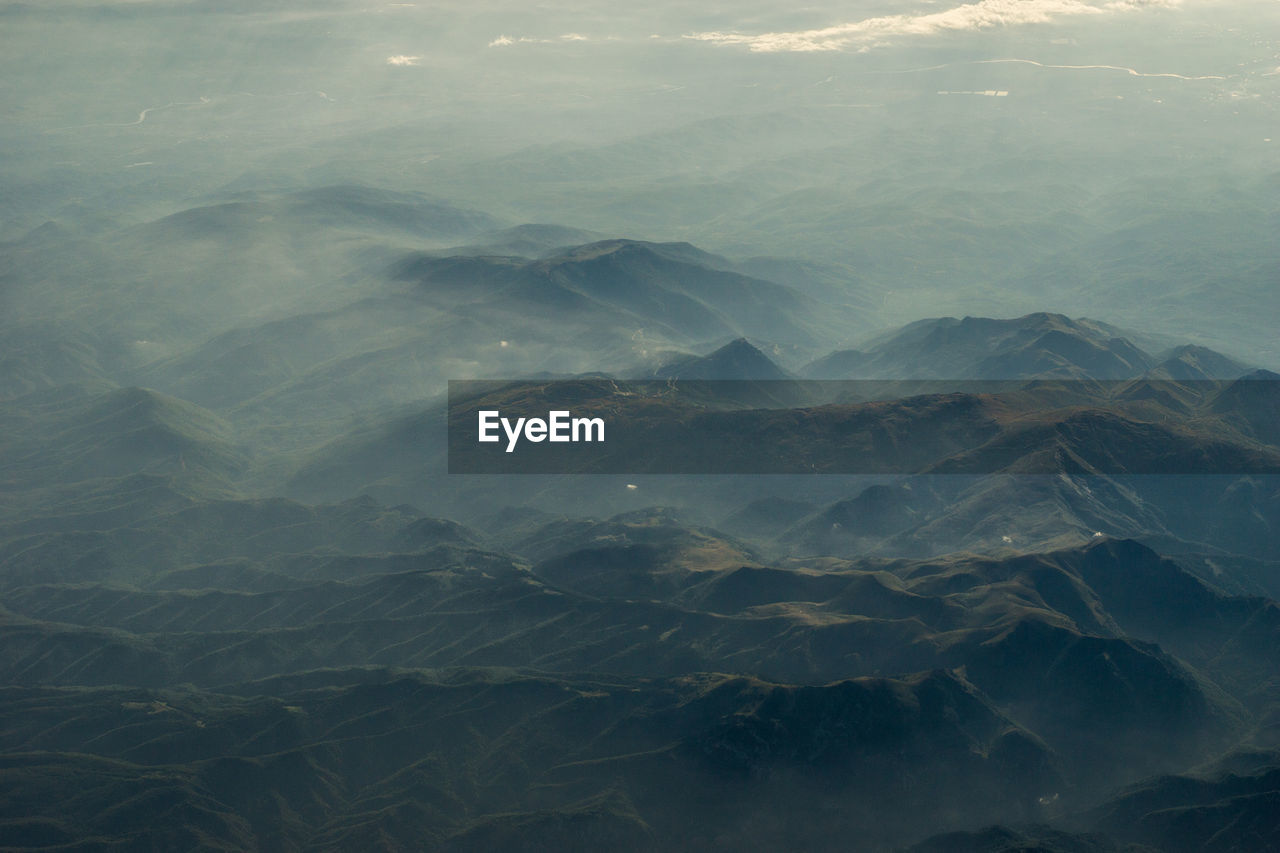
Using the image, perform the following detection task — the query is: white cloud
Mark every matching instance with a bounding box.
[685,0,1181,52]
[489,33,593,47]
[386,55,420,66]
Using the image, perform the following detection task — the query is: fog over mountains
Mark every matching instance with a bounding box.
[3,1,1279,851]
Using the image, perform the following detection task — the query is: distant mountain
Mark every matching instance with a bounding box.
[719,496,817,539]
[3,178,1275,851]
[651,338,793,380]
[131,235,864,438]
[0,321,113,400]
[0,669,1059,852]
[733,255,877,311]
[0,490,445,590]
[1210,369,1280,446]
[927,407,1280,476]
[5,6,1280,844]
[284,399,446,502]
[1090,762,1280,852]
[290,364,1280,540]
[393,239,842,346]
[444,223,610,258]
[1151,344,1253,381]
[1,186,503,366]
[0,384,245,492]
[779,483,935,553]
[1,531,1259,813]
[804,313,1159,379]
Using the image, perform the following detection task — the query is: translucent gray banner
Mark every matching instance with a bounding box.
[447,378,1280,475]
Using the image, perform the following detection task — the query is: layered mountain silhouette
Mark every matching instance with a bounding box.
[651,338,794,381]
[2,198,1279,850]
[1,480,1273,849]
[807,313,1176,380]
[392,238,843,346]
[5,0,1279,838]
[0,384,245,494]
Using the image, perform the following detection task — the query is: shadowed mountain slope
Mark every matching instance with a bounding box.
[806,313,1164,380]
[651,338,793,381]
[393,239,844,347]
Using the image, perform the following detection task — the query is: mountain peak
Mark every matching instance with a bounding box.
[653,338,791,380]
[960,311,1073,330]
[544,238,730,270]
[1150,345,1251,380]
[805,312,1154,379]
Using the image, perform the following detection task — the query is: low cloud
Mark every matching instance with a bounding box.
[386,55,421,66]
[489,33,593,47]
[685,0,1180,52]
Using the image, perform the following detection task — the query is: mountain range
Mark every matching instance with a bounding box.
[0,189,1277,851]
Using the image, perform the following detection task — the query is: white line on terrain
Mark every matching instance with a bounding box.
[974,58,1227,80]
[51,97,212,131]
[48,91,332,132]
[111,97,212,127]
[865,58,1227,81]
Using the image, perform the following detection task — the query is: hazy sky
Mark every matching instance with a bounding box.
[2,0,1276,361]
